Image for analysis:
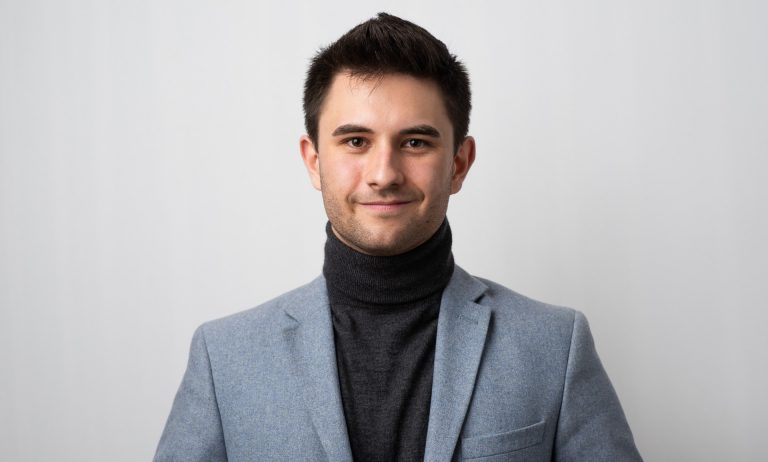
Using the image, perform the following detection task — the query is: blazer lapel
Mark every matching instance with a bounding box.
[283,277,353,462]
[424,266,491,462]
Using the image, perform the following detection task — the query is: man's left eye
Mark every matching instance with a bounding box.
[405,139,427,148]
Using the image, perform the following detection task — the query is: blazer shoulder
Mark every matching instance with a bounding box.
[196,275,325,342]
[470,273,579,334]
[474,274,574,315]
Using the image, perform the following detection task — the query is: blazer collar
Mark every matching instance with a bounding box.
[283,277,354,462]
[424,265,491,462]
[282,266,490,462]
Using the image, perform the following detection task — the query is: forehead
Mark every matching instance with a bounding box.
[317,72,452,134]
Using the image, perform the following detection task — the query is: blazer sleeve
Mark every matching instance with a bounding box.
[554,311,643,461]
[154,326,228,462]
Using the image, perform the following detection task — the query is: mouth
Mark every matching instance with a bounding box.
[358,200,414,212]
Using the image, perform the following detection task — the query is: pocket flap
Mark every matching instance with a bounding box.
[461,420,546,459]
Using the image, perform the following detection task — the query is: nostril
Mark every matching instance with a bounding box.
[364,156,404,188]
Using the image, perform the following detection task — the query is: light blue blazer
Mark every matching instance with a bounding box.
[155,266,642,461]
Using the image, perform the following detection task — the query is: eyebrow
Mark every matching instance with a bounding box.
[399,124,441,138]
[331,124,373,136]
[331,124,441,138]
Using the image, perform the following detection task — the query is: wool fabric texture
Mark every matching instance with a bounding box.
[323,219,455,462]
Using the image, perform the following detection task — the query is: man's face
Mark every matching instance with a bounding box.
[301,72,475,256]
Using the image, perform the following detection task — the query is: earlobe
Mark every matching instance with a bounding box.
[450,136,476,194]
[300,135,322,191]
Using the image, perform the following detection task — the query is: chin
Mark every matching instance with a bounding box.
[346,230,403,255]
[333,219,424,256]
[358,239,405,256]
[370,233,426,256]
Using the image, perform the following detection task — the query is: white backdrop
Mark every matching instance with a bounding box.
[1,1,766,460]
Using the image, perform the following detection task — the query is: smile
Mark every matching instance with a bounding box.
[358,201,414,212]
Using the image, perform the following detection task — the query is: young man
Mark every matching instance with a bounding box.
[155,13,642,461]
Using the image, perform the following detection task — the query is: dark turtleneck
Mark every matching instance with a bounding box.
[323,220,455,462]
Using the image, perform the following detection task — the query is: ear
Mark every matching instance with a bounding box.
[450,136,476,194]
[300,135,322,191]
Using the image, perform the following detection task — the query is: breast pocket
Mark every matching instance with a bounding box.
[460,420,546,460]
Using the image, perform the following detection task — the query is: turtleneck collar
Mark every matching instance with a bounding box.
[322,219,455,306]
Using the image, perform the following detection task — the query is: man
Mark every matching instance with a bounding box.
[155,13,642,461]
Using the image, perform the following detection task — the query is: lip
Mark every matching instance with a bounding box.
[358,201,413,212]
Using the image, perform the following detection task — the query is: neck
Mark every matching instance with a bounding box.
[322,219,455,306]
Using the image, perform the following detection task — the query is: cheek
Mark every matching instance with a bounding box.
[407,160,453,195]
[320,158,362,194]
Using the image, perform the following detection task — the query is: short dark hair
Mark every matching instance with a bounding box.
[303,12,471,152]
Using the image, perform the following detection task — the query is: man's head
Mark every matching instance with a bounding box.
[303,13,471,152]
[300,13,475,256]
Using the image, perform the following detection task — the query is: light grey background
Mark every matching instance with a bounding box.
[1,0,766,460]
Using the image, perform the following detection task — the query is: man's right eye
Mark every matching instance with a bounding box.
[345,137,365,148]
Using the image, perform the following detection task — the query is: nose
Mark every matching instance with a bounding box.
[364,142,404,190]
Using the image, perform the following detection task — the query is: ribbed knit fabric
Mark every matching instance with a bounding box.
[323,220,454,462]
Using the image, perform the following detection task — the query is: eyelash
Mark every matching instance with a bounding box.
[404,139,430,149]
[344,137,367,148]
